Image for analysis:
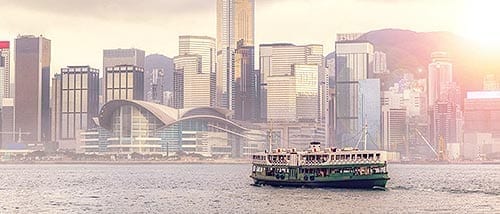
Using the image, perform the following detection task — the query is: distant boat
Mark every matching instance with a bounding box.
[250,142,390,189]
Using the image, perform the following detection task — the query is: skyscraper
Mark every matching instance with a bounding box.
[1,98,14,148]
[234,41,257,121]
[335,41,374,147]
[259,43,324,120]
[216,0,255,109]
[103,48,145,103]
[104,65,144,102]
[15,35,51,143]
[55,66,99,143]
[428,52,452,108]
[358,79,381,148]
[0,41,10,98]
[177,36,216,107]
[51,74,61,142]
[266,64,319,123]
[0,41,8,144]
[373,51,389,74]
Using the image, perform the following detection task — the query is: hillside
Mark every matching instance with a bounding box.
[337,28,500,91]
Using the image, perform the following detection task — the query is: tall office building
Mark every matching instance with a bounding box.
[266,75,296,122]
[15,35,51,143]
[216,0,255,109]
[234,41,257,121]
[483,74,499,91]
[373,51,389,74]
[177,36,216,107]
[172,67,184,109]
[54,66,99,142]
[1,98,14,148]
[51,74,62,142]
[0,41,10,98]
[0,41,8,144]
[463,91,500,159]
[428,52,452,108]
[382,107,407,152]
[259,43,324,120]
[179,36,216,74]
[103,48,145,102]
[431,99,462,149]
[104,65,144,102]
[266,64,319,123]
[359,79,381,148]
[174,55,212,108]
[335,41,374,147]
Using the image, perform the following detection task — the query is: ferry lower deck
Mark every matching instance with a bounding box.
[250,165,389,188]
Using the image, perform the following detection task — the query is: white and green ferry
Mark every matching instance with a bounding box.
[250,142,389,189]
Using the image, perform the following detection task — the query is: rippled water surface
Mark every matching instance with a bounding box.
[0,164,498,213]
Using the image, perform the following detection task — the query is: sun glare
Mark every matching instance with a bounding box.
[459,0,500,49]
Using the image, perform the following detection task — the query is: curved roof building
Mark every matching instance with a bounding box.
[83,100,259,157]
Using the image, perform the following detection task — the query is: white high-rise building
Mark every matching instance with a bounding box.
[266,64,319,123]
[373,51,389,74]
[174,55,212,108]
[259,43,324,120]
[335,41,375,147]
[428,51,452,107]
[174,36,216,108]
[179,36,216,75]
[216,0,255,109]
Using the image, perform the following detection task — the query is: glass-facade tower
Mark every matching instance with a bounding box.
[335,41,374,147]
[59,66,99,140]
[216,0,255,109]
[14,35,51,143]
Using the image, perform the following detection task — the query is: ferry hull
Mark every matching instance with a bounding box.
[251,176,389,189]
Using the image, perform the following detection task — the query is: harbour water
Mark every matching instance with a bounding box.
[0,164,498,213]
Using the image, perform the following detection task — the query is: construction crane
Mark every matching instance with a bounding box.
[414,128,439,159]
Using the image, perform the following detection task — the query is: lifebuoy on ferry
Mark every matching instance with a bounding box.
[304,175,309,181]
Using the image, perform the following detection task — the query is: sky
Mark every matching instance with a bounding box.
[0,0,497,77]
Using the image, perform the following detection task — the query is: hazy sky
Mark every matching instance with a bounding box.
[0,0,486,75]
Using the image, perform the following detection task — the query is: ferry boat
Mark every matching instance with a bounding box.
[250,142,390,189]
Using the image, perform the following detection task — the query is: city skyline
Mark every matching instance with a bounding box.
[1,0,496,78]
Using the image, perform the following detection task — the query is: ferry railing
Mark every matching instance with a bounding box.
[268,159,289,166]
[329,158,384,165]
[301,158,331,166]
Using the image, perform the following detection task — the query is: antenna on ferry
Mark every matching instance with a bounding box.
[268,120,273,152]
[363,122,368,151]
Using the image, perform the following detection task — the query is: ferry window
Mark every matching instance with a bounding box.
[357,154,362,159]
[363,154,368,159]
